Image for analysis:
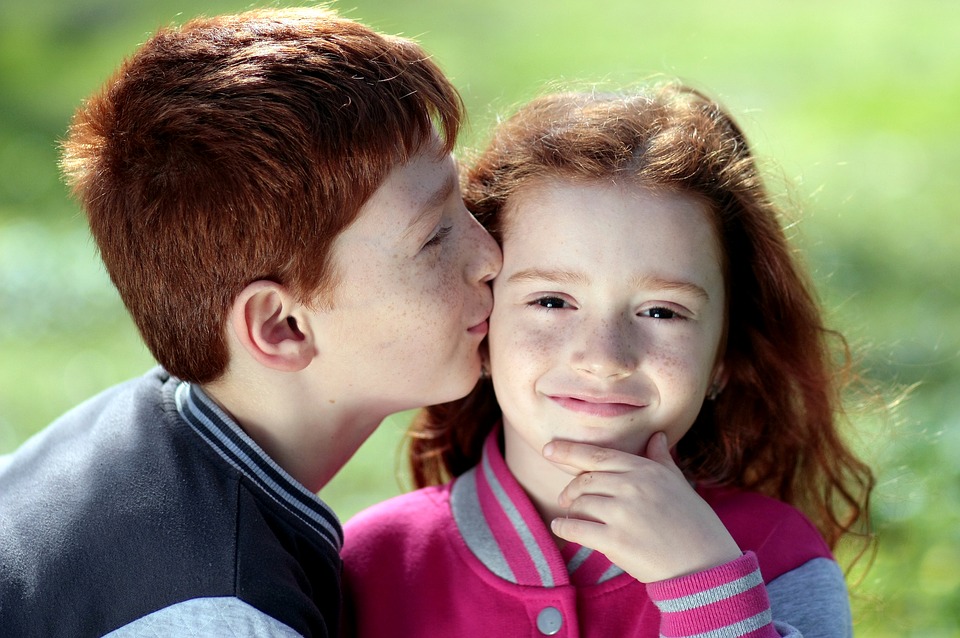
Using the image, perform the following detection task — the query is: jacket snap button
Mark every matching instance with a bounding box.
[536,606,562,635]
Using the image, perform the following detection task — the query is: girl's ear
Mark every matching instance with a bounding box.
[707,362,728,401]
[480,341,491,379]
[229,281,314,372]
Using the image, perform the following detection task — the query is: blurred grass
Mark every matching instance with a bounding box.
[1,0,957,634]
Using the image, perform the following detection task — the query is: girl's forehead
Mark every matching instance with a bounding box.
[501,179,723,277]
[507,178,723,264]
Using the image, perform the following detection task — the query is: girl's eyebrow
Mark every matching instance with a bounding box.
[507,268,710,301]
[629,274,710,301]
[506,268,589,286]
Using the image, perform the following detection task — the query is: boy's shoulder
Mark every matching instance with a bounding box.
[0,369,229,630]
[0,368,340,636]
[0,367,173,485]
[699,485,834,581]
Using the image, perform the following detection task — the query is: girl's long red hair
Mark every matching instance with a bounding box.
[409,84,874,551]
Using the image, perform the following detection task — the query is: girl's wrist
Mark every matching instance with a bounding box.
[648,552,779,638]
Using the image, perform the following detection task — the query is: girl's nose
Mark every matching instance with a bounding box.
[570,314,639,379]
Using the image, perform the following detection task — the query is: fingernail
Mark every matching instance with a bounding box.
[542,442,555,458]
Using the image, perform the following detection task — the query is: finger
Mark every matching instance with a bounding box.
[643,432,686,480]
[542,440,636,473]
[643,432,670,463]
[557,489,613,517]
[557,471,627,506]
[550,515,607,549]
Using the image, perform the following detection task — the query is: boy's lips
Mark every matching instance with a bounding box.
[548,393,645,417]
[467,319,489,335]
[468,298,493,335]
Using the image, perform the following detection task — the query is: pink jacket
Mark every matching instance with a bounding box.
[342,431,847,637]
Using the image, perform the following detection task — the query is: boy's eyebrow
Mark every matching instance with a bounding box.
[403,172,458,236]
[507,268,710,300]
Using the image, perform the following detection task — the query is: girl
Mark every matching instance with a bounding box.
[342,84,874,637]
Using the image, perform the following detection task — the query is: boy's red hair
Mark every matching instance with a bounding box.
[409,85,874,551]
[61,8,462,383]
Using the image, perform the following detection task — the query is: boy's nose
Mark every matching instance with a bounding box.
[467,213,502,284]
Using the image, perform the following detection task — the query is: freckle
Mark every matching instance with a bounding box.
[653,353,681,380]
[328,399,336,404]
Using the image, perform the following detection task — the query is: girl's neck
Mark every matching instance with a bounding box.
[501,426,574,535]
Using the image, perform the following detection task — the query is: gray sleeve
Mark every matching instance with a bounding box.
[768,558,852,638]
[103,597,303,637]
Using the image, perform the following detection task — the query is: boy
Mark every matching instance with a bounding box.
[0,8,500,637]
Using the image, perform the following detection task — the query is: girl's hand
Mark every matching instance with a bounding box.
[543,432,742,583]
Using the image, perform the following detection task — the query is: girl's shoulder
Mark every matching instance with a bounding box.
[698,485,834,581]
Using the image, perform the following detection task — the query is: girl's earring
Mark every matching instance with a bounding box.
[706,382,722,401]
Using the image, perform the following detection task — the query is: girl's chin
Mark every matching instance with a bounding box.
[547,429,648,456]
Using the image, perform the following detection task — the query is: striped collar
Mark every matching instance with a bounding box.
[451,427,625,588]
[174,381,343,553]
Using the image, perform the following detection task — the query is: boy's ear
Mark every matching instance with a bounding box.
[229,281,314,372]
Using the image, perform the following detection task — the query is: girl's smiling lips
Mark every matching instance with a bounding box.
[548,393,646,417]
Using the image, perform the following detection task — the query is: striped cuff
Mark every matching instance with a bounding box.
[647,552,780,638]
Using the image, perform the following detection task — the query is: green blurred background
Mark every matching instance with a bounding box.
[0,0,956,634]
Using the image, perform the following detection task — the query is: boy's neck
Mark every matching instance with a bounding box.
[200,371,384,494]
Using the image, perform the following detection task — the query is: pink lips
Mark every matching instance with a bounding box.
[549,395,644,417]
[467,319,489,336]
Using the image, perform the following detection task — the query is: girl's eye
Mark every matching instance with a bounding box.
[533,296,569,309]
[641,306,684,320]
[423,225,452,249]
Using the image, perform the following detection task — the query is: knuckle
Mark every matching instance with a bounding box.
[612,481,636,499]
[554,440,575,456]
[589,447,612,465]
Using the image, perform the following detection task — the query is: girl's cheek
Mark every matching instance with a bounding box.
[650,348,714,398]
[513,322,567,356]
[649,350,683,383]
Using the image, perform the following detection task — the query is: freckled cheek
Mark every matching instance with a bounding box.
[490,321,568,375]
[645,347,710,394]
[407,264,465,331]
